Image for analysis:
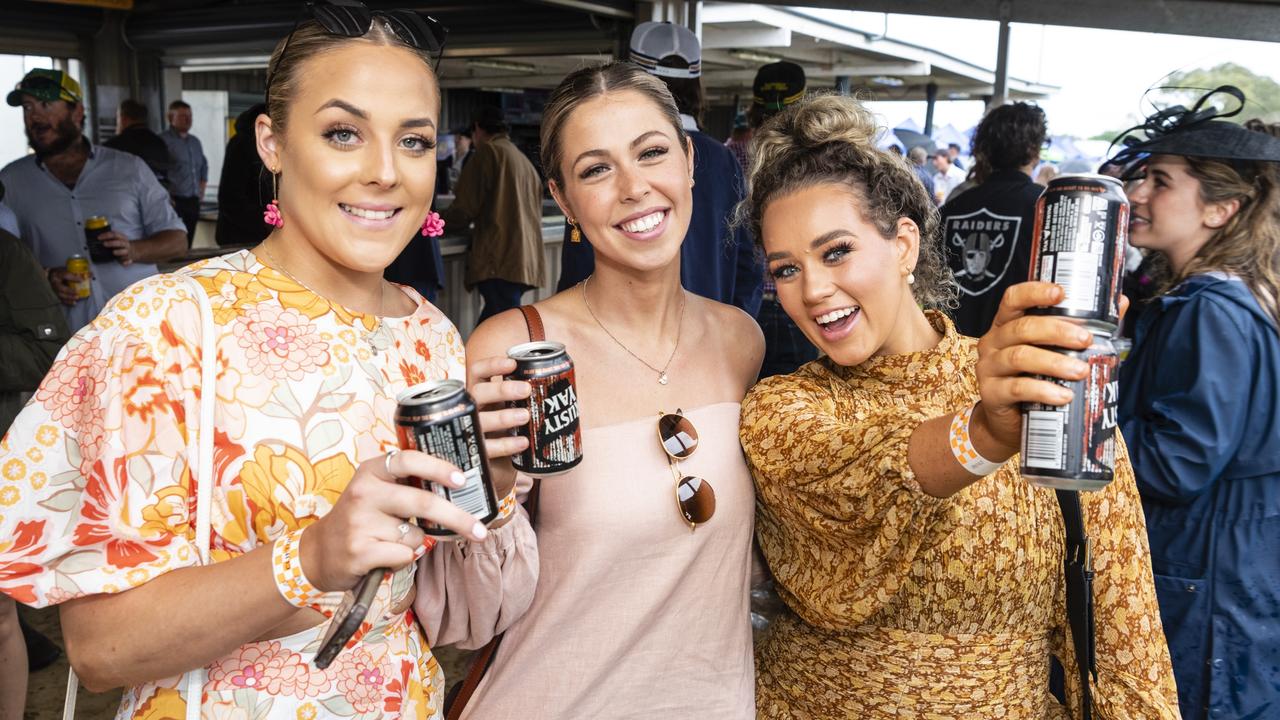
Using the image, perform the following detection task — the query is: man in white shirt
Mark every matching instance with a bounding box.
[932,150,967,204]
[1,69,186,331]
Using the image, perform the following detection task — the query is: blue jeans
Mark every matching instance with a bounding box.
[756,295,818,379]
[477,279,529,324]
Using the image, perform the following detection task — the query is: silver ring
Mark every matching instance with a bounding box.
[383,449,399,478]
[396,522,412,539]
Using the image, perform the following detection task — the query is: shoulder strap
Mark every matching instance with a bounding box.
[518,305,545,342]
[446,305,544,720]
[1055,489,1096,720]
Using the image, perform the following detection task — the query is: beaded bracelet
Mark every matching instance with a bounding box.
[948,402,1004,477]
[271,528,325,611]
[496,484,519,521]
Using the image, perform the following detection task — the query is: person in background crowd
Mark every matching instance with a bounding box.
[215,103,273,248]
[0,179,69,720]
[948,141,966,170]
[740,92,1179,719]
[449,126,473,187]
[0,8,537,717]
[458,60,762,718]
[725,112,752,175]
[104,99,172,188]
[1035,163,1059,186]
[1110,90,1280,720]
[940,102,1048,337]
[0,68,186,333]
[931,148,966,203]
[557,21,763,317]
[162,99,208,245]
[907,145,938,204]
[749,60,818,379]
[440,105,544,322]
[885,143,903,157]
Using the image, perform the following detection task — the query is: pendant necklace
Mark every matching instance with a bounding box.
[581,274,684,385]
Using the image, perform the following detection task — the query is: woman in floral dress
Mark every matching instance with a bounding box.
[0,9,537,719]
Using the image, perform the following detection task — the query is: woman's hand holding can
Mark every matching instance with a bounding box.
[974,281,1094,454]
[300,450,485,593]
[467,355,533,497]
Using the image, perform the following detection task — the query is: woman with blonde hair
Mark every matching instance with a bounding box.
[0,3,536,717]
[454,61,763,718]
[738,93,1180,718]
[1111,88,1280,720]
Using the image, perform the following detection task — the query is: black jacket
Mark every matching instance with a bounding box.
[103,125,173,189]
[939,169,1043,336]
[0,230,69,434]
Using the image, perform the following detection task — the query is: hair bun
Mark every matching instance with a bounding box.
[785,94,879,149]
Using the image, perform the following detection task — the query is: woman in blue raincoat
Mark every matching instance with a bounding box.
[1112,87,1280,720]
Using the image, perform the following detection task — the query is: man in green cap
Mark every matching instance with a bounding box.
[1,69,186,332]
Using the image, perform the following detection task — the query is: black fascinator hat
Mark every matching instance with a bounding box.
[1106,85,1280,176]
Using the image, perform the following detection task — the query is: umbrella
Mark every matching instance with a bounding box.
[894,128,936,153]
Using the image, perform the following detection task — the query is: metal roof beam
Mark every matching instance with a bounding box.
[701,26,794,48]
[770,0,1280,43]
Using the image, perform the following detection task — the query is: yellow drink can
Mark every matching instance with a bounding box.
[66,254,91,299]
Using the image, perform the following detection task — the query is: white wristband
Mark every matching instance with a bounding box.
[949,403,1003,476]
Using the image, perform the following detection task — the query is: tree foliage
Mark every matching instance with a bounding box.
[1159,63,1280,123]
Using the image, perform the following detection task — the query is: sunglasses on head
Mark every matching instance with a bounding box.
[657,409,716,531]
[267,0,448,97]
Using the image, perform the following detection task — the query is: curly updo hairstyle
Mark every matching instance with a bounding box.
[742,93,956,309]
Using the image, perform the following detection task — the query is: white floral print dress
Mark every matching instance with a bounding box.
[0,250,537,719]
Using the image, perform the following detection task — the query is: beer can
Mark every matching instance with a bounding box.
[507,341,583,475]
[1020,333,1120,491]
[65,254,91,299]
[395,379,498,536]
[1028,174,1129,332]
[84,216,115,264]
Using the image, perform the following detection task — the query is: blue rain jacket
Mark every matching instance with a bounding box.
[1119,273,1280,720]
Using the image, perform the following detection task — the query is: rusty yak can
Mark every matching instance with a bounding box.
[1028,174,1129,332]
[1020,333,1120,492]
[395,379,499,535]
[507,341,583,475]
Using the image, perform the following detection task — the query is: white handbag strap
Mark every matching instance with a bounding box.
[186,274,216,720]
[62,275,216,720]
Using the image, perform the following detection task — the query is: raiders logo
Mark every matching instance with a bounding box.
[945,208,1022,296]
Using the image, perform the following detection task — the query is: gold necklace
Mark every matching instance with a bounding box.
[581,274,685,385]
[260,244,391,354]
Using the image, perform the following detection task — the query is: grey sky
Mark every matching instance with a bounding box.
[805,8,1280,140]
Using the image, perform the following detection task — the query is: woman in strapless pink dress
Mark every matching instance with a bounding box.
[431,62,764,719]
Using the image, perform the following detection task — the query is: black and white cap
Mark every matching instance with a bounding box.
[629,21,701,79]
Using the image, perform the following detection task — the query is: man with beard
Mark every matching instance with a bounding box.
[0,69,186,332]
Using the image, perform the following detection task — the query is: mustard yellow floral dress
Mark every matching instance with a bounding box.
[740,311,1181,719]
[0,250,536,720]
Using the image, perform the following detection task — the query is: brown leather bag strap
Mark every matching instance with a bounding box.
[518,305,545,342]
[445,305,544,720]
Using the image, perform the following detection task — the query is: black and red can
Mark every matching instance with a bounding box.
[1020,333,1120,492]
[395,379,498,535]
[1028,174,1129,332]
[507,341,583,475]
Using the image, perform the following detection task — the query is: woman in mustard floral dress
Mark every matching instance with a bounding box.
[738,94,1181,718]
[0,7,537,719]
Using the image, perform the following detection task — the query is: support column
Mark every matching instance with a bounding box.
[988,18,1010,113]
[924,81,938,136]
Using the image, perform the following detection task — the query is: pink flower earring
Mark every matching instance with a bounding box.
[263,170,284,228]
[421,211,445,237]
